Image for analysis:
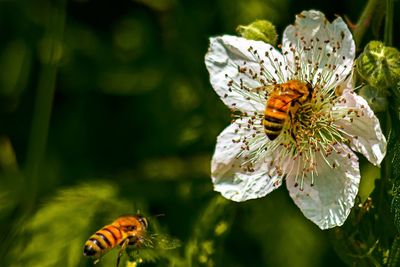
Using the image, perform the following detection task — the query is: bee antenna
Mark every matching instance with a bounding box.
[146,213,165,221]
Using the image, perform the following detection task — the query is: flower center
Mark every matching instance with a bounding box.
[267,84,352,188]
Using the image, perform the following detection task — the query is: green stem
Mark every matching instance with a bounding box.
[383,111,392,179]
[24,0,66,210]
[384,0,393,45]
[353,0,380,49]
[375,111,391,251]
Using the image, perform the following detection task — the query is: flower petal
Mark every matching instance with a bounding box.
[211,118,281,202]
[286,144,360,229]
[282,10,355,89]
[205,35,287,113]
[333,90,386,166]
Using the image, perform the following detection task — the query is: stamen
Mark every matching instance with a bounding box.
[220,30,352,191]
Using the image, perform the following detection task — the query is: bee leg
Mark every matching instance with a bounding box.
[116,238,130,267]
[288,111,297,142]
[291,130,297,142]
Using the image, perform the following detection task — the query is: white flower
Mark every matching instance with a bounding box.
[205,10,387,229]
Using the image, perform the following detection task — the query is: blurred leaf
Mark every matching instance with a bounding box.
[140,154,210,181]
[244,193,327,267]
[112,17,150,60]
[330,197,382,267]
[132,0,176,11]
[170,78,200,111]
[370,1,385,39]
[125,239,182,266]
[219,0,289,30]
[0,136,18,171]
[332,175,397,267]
[61,12,160,95]
[0,40,31,97]
[184,196,234,267]
[11,182,132,267]
[358,159,380,202]
[0,188,15,220]
[98,65,163,95]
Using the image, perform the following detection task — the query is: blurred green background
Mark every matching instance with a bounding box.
[0,0,397,266]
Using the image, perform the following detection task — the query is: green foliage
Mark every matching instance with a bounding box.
[392,82,400,121]
[390,141,400,232]
[388,92,400,234]
[183,196,234,267]
[11,182,132,267]
[0,137,18,173]
[243,194,329,267]
[0,41,31,99]
[388,235,400,267]
[7,181,185,267]
[236,20,278,45]
[219,0,289,30]
[330,192,394,267]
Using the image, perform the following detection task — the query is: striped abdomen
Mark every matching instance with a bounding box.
[263,92,294,140]
[263,80,311,140]
[83,225,123,258]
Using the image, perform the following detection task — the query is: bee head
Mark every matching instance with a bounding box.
[135,214,149,229]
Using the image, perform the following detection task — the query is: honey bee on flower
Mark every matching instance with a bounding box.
[205,10,387,229]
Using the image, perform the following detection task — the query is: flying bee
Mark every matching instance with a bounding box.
[263,80,313,140]
[83,214,179,267]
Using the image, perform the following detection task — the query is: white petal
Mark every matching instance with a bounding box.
[286,144,360,229]
[211,119,281,202]
[282,10,355,89]
[333,90,387,166]
[205,35,287,113]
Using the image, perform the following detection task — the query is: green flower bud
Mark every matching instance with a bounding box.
[359,85,388,113]
[356,41,400,89]
[236,20,277,46]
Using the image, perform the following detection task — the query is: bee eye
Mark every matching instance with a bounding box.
[127,225,136,231]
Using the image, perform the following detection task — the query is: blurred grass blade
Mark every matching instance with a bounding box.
[25,0,66,209]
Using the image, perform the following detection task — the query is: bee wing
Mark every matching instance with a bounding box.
[130,233,181,249]
[137,233,181,250]
[139,233,155,248]
[150,233,181,250]
[125,234,180,263]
